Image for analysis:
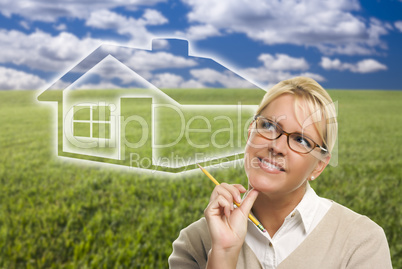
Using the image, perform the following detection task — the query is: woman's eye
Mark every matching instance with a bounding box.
[294,135,312,148]
[262,121,276,131]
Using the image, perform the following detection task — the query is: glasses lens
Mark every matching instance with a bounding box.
[256,118,279,139]
[288,133,314,153]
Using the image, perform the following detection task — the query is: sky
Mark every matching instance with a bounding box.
[0,0,402,91]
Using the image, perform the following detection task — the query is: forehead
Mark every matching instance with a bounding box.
[260,94,323,139]
[260,94,305,121]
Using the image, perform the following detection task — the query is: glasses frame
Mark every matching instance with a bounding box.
[253,115,328,154]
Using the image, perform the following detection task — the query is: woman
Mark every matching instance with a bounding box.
[168,77,392,268]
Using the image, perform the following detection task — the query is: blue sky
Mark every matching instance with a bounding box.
[0,0,401,90]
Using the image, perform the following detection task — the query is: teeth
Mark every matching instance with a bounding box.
[261,158,281,170]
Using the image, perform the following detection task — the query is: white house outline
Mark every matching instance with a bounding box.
[38,39,267,172]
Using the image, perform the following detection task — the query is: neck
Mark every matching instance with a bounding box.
[252,184,307,238]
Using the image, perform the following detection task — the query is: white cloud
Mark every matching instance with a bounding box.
[124,50,198,72]
[297,72,326,82]
[150,73,206,88]
[233,53,323,89]
[59,51,200,89]
[61,54,154,90]
[395,21,402,32]
[175,24,221,41]
[151,73,184,88]
[354,59,388,73]
[142,9,169,25]
[0,29,197,89]
[0,29,102,72]
[182,0,389,55]
[19,21,30,30]
[0,7,174,92]
[180,79,205,88]
[0,29,184,79]
[85,9,168,45]
[239,68,325,90]
[0,66,46,90]
[190,68,257,88]
[320,57,350,71]
[75,82,122,90]
[258,54,309,71]
[0,0,165,22]
[54,24,67,31]
[320,57,387,73]
[150,39,169,50]
[0,10,171,81]
[79,55,144,86]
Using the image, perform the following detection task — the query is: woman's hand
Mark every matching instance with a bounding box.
[204,183,259,268]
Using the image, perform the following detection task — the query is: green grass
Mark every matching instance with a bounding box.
[0,89,401,268]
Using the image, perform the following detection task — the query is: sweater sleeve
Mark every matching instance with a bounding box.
[344,216,393,269]
[168,218,211,269]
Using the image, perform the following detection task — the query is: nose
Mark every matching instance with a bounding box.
[268,133,288,156]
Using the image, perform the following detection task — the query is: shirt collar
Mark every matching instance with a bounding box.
[287,182,320,234]
[248,183,321,235]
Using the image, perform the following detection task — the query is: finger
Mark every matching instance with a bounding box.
[233,184,247,193]
[211,184,236,207]
[219,183,243,204]
[211,186,234,211]
[218,196,232,218]
[238,189,259,217]
[205,194,232,219]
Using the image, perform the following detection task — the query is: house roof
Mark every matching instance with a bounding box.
[37,38,266,104]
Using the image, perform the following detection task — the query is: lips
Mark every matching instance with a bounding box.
[258,157,285,172]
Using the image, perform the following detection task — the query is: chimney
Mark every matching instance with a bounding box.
[151,38,189,56]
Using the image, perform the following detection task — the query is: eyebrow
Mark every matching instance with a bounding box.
[266,116,316,139]
[265,116,287,130]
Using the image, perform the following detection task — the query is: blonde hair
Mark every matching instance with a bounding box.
[256,77,337,153]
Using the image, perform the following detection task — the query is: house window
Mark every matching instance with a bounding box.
[73,105,111,139]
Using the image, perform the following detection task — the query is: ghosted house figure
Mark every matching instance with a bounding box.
[38,38,266,173]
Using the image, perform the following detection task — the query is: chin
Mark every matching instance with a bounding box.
[248,170,281,193]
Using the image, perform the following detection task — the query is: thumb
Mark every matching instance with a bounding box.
[239,189,259,216]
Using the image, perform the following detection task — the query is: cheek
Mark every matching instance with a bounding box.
[244,146,254,175]
[244,144,261,177]
[244,136,257,160]
[288,155,318,179]
[245,132,268,153]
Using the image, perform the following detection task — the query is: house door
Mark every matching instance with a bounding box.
[120,98,153,167]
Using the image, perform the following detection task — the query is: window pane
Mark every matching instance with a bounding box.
[93,106,111,121]
[93,123,110,139]
[73,106,90,121]
[74,122,91,137]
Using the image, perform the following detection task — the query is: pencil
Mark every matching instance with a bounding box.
[197,164,266,233]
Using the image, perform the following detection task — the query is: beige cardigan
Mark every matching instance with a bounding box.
[168,202,392,268]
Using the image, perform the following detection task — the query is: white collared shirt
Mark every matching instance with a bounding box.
[245,183,332,269]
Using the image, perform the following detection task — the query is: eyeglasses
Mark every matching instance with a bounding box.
[253,115,328,154]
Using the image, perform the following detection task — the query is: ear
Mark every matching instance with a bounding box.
[309,154,331,181]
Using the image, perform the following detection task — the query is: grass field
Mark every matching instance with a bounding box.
[0,89,401,268]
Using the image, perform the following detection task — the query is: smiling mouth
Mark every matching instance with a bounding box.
[258,157,285,172]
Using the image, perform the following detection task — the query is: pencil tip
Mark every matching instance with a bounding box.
[197,163,203,169]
